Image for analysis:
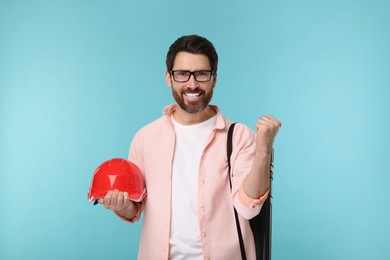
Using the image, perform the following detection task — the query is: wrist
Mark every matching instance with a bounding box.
[255,148,272,159]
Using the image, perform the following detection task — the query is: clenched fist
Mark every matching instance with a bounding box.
[255,115,281,154]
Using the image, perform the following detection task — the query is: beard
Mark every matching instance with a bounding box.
[172,87,214,114]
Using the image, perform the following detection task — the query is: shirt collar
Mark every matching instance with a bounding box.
[163,104,226,130]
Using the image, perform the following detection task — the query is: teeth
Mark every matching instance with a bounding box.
[184,93,201,97]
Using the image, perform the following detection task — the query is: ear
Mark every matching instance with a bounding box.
[165,70,172,88]
[212,73,217,88]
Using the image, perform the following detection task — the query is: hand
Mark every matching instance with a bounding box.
[98,189,133,215]
[255,115,282,154]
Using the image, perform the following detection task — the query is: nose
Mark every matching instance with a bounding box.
[187,74,198,89]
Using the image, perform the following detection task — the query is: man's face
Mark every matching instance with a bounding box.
[166,52,217,114]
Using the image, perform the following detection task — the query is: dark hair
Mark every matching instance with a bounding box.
[166,35,218,74]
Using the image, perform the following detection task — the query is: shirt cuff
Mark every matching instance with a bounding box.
[238,184,269,208]
[115,202,142,223]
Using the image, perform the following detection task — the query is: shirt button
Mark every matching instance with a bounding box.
[202,155,205,160]
[202,232,207,238]
[200,207,204,212]
[200,180,205,185]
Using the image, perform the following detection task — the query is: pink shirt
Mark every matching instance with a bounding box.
[128,105,268,260]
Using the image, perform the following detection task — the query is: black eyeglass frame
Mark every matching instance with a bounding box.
[170,70,214,82]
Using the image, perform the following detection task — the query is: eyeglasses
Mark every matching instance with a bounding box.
[171,70,213,82]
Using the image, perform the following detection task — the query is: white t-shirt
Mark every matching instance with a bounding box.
[169,115,216,259]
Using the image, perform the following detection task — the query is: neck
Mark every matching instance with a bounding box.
[173,105,216,125]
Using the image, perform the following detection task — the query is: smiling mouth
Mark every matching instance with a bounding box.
[184,93,202,98]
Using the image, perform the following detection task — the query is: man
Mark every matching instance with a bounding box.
[99,35,281,259]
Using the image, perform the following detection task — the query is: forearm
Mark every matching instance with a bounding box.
[243,114,280,198]
[242,150,272,198]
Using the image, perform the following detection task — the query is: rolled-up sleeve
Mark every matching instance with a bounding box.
[233,185,269,220]
[238,184,269,208]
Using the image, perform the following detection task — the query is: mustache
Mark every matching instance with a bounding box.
[182,87,204,93]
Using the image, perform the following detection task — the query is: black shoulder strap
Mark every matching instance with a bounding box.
[227,122,236,189]
[227,123,247,260]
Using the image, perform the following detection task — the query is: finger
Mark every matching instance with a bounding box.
[258,115,279,125]
[265,115,282,128]
[268,116,282,128]
[256,119,276,132]
[104,190,113,208]
[117,191,124,210]
[257,116,281,130]
[123,192,130,209]
[111,189,120,208]
[259,115,272,121]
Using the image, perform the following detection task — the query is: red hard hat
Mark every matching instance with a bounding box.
[88,158,146,204]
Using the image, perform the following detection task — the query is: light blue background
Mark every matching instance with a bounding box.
[1,0,389,259]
